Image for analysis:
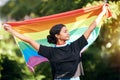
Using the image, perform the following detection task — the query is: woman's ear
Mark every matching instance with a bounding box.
[55,34,60,39]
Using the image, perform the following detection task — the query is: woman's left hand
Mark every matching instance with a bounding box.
[102,4,108,15]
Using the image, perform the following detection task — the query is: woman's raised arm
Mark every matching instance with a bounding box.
[3,24,40,51]
[84,4,108,39]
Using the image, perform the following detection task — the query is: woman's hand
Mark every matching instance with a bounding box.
[102,4,108,15]
[3,23,40,51]
[3,24,13,33]
[83,4,109,40]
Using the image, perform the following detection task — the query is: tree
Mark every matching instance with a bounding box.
[0,0,120,80]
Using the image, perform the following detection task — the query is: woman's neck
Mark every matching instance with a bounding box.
[56,40,66,45]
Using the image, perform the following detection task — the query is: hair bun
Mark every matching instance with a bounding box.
[47,24,65,44]
[47,35,56,44]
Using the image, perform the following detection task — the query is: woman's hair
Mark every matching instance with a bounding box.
[47,24,65,44]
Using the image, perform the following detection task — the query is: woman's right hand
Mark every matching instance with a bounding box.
[3,23,40,51]
[3,24,13,33]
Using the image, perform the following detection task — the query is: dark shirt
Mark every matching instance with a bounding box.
[38,35,88,79]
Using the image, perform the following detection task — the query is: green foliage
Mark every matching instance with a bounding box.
[0,0,120,80]
[1,55,24,80]
[80,1,120,80]
[0,0,96,20]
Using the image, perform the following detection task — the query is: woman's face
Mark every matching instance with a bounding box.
[56,27,70,41]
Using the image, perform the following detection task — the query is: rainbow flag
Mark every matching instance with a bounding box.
[7,4,111,72]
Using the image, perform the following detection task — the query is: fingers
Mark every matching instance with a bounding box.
[3,24,11,27]
[103,3,109,9]
[104,3,108,6]
[103,4,108,9]
[102,3,109,14]
[102,3,112,18]
[2,24,12,31]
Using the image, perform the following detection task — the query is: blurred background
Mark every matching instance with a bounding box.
[0,0,120,80]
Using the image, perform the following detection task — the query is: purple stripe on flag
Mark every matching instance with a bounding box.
[27,56,48,72]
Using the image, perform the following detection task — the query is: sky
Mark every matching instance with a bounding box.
[0,0,9,30]
[0,0,9,23]
[0,0,9,7]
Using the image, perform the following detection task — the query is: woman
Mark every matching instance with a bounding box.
[3,4,108,80]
